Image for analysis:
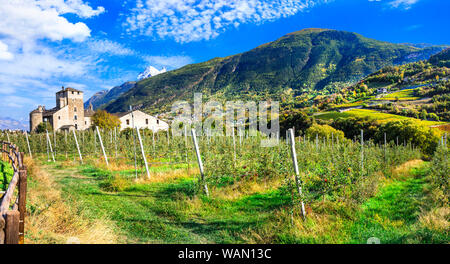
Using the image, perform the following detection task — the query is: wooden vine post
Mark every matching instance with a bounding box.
[25,132,32,158]
[288,128,306,220]
[46,130,55,162]
[136,127,150,179]
[96,126,108,167]
[72,130,83,164]
[191,129,209,196]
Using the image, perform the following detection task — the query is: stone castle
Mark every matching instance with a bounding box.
[30,87,94,132]
[30,86,169,132]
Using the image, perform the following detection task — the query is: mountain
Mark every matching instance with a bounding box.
[84,81,136,110]
[429,48,450,67]
[0,117,27,131]
[103,28,448,114]
[137,66,167,80]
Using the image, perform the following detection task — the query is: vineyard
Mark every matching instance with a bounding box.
[0,128,448,243]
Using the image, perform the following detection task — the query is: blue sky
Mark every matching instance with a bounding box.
[0,0,449,128]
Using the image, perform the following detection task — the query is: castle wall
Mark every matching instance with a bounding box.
[51,106,69,131]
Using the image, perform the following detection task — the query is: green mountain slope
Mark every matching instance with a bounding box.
[85,81,136,110]
[104,29,446,114]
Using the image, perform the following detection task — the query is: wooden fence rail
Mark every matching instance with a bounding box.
[0,141,28,244]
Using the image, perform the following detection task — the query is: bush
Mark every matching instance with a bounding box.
[306,124,345,141]
[375,120,440,156]
[428,146,449,206]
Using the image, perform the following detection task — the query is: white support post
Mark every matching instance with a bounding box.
[46,130,55,162]
[152,130,155,154]
[191,129,209,196]
[136,127,150,179]
[73,130,83,164]
[53,130,57,155]
[184,126,189,168]
[384,132,387,162]
[6,132,10,143]
[25,132,32,158]
[167,129,170,146]
[360,129,364,173]
[288,128,306,220]
[114,127,118,158]
[232,127,236,167]
[96,126,108,167]
[130,107,138,179]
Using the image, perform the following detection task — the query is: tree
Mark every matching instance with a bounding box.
[279,110,312,137]
[306,123,345,141]
[376,120,440,156]
[35,121,53,133]
[91,110,120,130]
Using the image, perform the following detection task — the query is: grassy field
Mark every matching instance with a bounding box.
[22,151,448,244]
[375,88,421,101]
[316,109,443,126]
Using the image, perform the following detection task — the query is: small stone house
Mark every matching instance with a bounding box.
[113,110,169,131]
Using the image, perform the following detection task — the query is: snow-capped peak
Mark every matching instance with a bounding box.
[137,66,167,80]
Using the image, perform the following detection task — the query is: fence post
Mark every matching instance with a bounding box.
[72,130,83,164]
[191,129,209,196]
[18,167,27,244]
[288,128,306,220]
[136,127,150,179]
[96,126,108,167]
[0,215,4,244]
[5,210,19,244]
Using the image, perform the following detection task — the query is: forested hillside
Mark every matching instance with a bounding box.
[103,29,446,114]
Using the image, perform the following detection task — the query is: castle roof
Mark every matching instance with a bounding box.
[56,87,82,94]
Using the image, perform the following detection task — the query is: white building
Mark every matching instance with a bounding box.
[113,110,169,131]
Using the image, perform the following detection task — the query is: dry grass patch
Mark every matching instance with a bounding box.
[242,209,347,244]
[24,157,119,244]
[391,159,424,179]
[213,178,283,200]
[135,168,197,184]
[419,207,450,232]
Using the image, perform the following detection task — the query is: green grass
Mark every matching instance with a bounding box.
[32,153,448,244]
[43,159,290,243]
[347,164,448,244]
[316,109,443,126]
[375,88,421,101]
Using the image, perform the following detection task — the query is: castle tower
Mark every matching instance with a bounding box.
[29,105,44,132]
[55,87,85,130]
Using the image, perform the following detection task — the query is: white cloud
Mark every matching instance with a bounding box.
[0,0,102,43]
[35,0,105,18]
[125,0,325,43]
[0,41,14,61]
[88,39,135,56]
[0,0,105,121]
[144,55,194,69]
[389,0,419,9]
